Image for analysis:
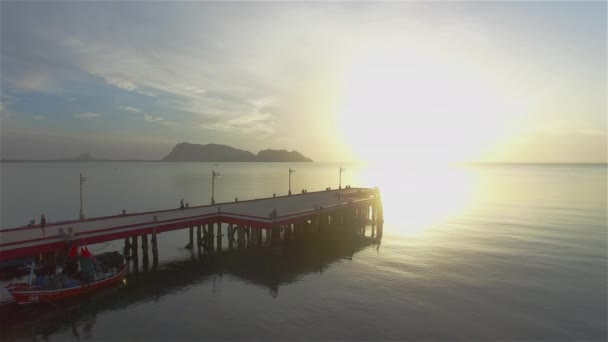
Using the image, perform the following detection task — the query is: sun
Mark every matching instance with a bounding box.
[336,49,513,165]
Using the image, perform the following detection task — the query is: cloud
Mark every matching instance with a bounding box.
[34,115,46,120]
[200,110,275,136]
[104,76,137,91]
[119,105,141,113]
[73,112,100,119]
[11,70,55,93]
[132,114,176,126]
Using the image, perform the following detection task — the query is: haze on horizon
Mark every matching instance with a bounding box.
[1,1,606,163]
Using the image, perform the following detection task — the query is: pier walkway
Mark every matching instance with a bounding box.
[0,188,378,262]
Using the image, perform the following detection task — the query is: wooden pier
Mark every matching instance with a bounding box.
[0,187,383,263]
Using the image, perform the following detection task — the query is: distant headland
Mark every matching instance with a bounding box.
[163,143,312,162]
[0,143,313,163]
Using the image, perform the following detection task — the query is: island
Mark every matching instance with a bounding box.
[1,143,313,163]
[162,143,313,162]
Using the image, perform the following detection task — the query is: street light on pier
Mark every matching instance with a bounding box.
[211,170,221,205]
[339,166,346,190]
[79,173,87,220]
[288,168,296,195]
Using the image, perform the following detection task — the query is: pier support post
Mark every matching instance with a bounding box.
[227,224,235,250]
[196,225,202,248]
[208,223,215,244]
[237,225,244,248]
[142,234,149,271]
[131,236,138,260]
[131,235,139,273]
[376,196,384,241]
[371,204,376,238]
[207,223,215,253]
[123,238,131,257]
[245,226,251,244]
[216,222,222,251]
[186,226,194,249]
[284,224,291,242]
[271,225,280,246]
[259,227,264,245]
[202,225,209,251]
[151,231,158,270]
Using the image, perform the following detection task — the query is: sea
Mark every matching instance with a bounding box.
[0,162,606,340]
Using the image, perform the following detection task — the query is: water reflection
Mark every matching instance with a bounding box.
[354,163,475,236]
[0,235,378,341]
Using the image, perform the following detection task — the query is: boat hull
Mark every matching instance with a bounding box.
[8,265,127,304]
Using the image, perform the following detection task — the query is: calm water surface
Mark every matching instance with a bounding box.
[0,162,606,340]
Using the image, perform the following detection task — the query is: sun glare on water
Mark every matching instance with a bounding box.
[353,163,475,236]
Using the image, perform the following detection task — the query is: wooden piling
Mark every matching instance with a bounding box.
[131,235,138,260]
[216,222,222,251]
[185,226,194,249]
[142,234,149,271]
[196,225,202,247]
[236,225,244,248]
[151,230,158,270]
[123,238,130,257]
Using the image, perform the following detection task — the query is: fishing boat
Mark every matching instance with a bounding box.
[6,246,127,305]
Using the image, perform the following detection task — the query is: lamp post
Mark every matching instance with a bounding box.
[211,170,221,205]
[79,173,87,220]
[288,168,296,195]
[339,166,346,189]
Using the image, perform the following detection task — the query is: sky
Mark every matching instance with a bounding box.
[1,1,606,162]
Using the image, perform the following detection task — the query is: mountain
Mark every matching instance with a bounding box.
[73,153,98,162]
[257,149,313,162]
[1,144,313,163]
[161,143,312,162]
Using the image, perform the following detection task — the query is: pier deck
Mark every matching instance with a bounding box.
[0,188,377,262]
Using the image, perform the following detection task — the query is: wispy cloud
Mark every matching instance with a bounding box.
[104,76,137,91]
[132,114,176,126]
[119,105,141,113]
[11,70,55,93]
[34,115,46,120]
[201,110,275,136]
[73,112,100,119]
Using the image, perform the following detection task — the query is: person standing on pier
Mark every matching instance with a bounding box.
[180,199,185,210]
[40,214,46,236]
